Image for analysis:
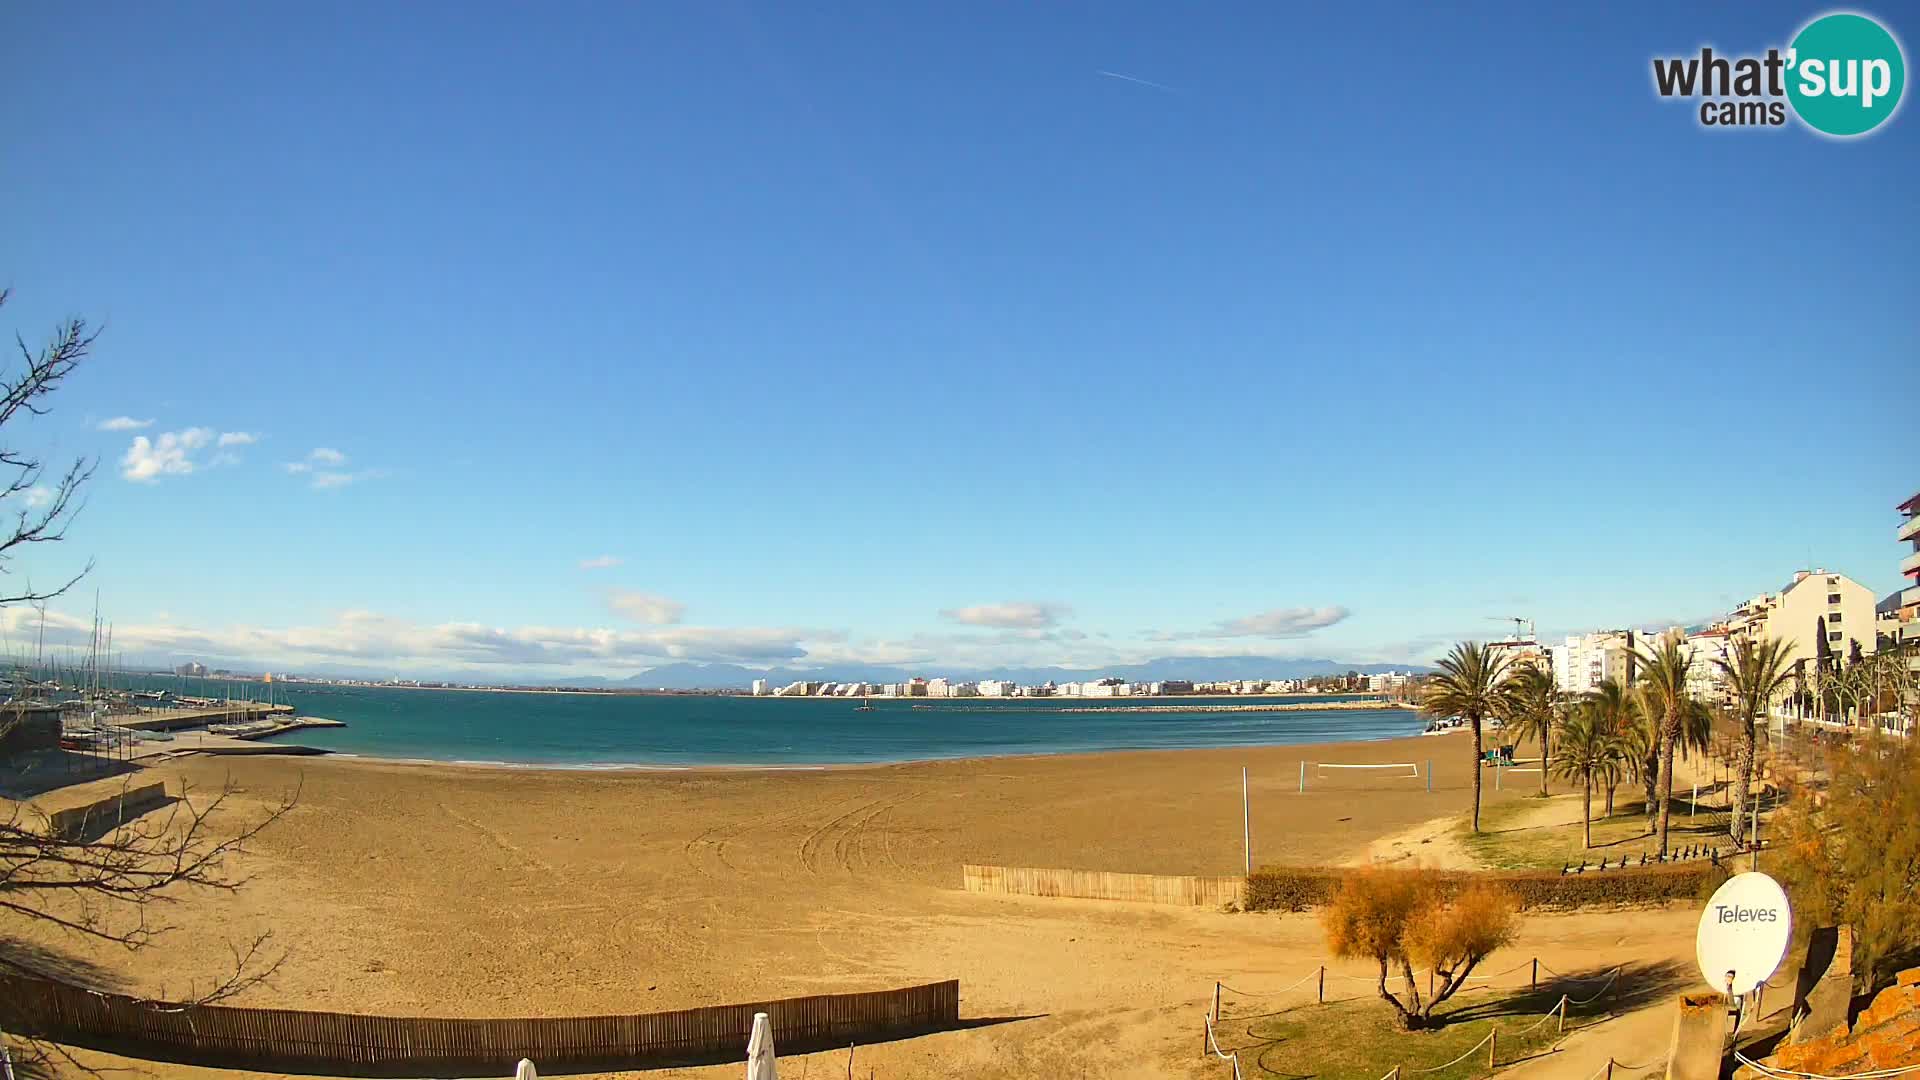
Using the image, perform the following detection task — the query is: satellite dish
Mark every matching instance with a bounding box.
[1696,872,1792,997]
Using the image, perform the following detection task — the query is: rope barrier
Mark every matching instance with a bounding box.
[1538,962,1628,982]
[1565,968,1622,1006]
[1409,1030,1494,1073]
[1204,958,1634,1080]
[1733,1052,1920,1079]
[1510,995,1569,1035]
[1201,1011,1245,1080]
[1318,957,1537,987]
[1217,968,1323,999]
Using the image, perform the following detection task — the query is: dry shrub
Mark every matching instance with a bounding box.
[1320,868,1519,1030]
[1773,734,1920,992]
[1321,867,1424,962]
[1406,881,1518,978]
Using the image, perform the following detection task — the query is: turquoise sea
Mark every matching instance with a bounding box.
[124,679,1424,767]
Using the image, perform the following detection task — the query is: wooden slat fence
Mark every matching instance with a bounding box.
[963,863,1246,907]
[0,970,958,1076]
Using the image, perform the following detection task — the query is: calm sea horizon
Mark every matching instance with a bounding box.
[116,680,1427,767]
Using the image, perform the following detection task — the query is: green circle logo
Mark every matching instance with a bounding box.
[1787,12,1906,136]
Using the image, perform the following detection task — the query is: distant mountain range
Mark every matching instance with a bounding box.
[537,656,1430,691]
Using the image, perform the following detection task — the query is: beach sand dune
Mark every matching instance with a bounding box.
[5,734,1706,1079]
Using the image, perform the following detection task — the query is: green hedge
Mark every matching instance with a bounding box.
[1243,860,1727,912]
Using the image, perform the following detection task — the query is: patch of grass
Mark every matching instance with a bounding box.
[1459,792,1735,871]
[1213,982,1613,1080]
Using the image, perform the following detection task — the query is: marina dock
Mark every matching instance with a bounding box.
[114,701,297,732]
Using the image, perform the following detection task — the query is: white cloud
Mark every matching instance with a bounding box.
[1156,606,1352,641]
[940,601,1072,630]
[98,416,155,432]
[120,427,214,483]
[606,589,687,625]
[217,431,258,447]
[284,448,379,489]
[0,606,817,670]
[578,555,623,571]
[23,485,53,508]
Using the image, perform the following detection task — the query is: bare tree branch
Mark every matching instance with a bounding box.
[0,287,98,606]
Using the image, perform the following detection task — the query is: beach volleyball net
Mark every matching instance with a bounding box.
[1299,761,1425,792]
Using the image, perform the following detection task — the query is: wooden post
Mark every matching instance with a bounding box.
[1318,965,1325,1004]
[1532,958,1538,990]
[1299,760,1306,793]
[1213,982,1221,1023]
[1488,1029,1498,1068]
[1426,760,1432,793]
[1605,1059,1613,1080]
[1242,767,1252,876]
[1557,995,1565,1034]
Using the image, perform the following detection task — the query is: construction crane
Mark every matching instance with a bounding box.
[1487,616,1536,642]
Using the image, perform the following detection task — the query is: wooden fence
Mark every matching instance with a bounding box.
[963,863,1246,907]
[0,969,959,1076]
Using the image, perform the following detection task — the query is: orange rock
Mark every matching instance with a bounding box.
[1864,1036,1920,1069]
[1858,986,1917,1029]
[1752,969,1920,1074]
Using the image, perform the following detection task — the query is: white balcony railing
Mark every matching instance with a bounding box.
[1900,512,1920,544]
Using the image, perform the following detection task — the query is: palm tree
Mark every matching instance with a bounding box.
[1551,702,1623,849]
[1714,637,1795,847]
[1633,633,1697,856]
[1420,642,1517,833]
[1586,677,1637,816]
[1622,683,1712,831]
[1619,688,1660,826]
[1499,661,1560,798]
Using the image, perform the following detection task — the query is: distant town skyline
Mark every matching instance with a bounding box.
[5,2,1913,678]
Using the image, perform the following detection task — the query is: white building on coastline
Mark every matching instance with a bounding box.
[1724,569,1876,664]
[1549,631,1643,696]
[1683,628,1733,704]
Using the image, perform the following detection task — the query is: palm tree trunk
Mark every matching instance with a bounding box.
[1732,715,1756,847]
[1539,727,1550,799]
[1471,715,1484,833]
[1582,775,1593,849]
[1655,713,1676,856]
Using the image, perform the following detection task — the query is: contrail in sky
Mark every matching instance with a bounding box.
[1097,70,1178,93]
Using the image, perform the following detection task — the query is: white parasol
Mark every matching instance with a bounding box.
[746,1011,777,1080]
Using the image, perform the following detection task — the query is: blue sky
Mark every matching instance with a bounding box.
[3,2,1915,676]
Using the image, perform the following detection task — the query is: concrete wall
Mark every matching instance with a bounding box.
[49,782,171,841]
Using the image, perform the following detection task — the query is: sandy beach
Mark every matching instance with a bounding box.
[5,734,1716,1079]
